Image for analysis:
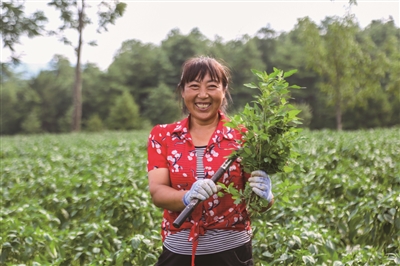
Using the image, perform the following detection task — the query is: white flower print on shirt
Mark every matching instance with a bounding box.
[150,139,162,154]
[205,153,213,162]
[210,149,219,157]
[222,173,229,183]
[229,164,237,172]
[167,150,182,173]
[204,166,215,176]
[187,150,195,161]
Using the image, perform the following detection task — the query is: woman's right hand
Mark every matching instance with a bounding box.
[183,179,218,206]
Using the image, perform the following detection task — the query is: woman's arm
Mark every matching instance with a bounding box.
[148,168,187,212]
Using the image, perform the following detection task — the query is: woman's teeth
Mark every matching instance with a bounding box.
[196,103,210,109]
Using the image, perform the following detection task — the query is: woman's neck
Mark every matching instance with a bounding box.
[189,114,220,146]
[189,114,219,131]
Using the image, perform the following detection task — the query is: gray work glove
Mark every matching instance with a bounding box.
[248,170,273,202]
[183,179,218,206]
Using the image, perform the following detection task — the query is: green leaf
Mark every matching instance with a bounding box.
[131,235,143,249]
[92,247,100,253]
[302,255,316,264]
[292,235,302,246]
[284,69,298,78]
[73,252,83,261]
[289,85,302,89]
[262,251,274,258]
[244,83,258,89]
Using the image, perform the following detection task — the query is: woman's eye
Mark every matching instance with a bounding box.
[208,85,218,89]
[189,85,199,90]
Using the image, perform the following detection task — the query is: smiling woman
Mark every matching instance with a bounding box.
[147,56,274,266]
[178,57,232,145]
[178,57,231,115]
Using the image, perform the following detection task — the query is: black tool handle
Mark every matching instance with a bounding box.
[172,156,236,228]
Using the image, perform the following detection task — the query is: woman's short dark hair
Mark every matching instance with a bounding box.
[177,56,232,114]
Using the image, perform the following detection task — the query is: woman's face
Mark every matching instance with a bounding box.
[182,72,226,125]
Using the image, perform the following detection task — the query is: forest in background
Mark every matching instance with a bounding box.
[2,11,399,135]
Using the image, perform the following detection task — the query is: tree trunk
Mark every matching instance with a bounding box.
[71,1,84,132]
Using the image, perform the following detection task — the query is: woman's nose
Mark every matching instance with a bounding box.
[197,86,209,98]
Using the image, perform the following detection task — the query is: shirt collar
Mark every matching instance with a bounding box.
[172,110,235,141]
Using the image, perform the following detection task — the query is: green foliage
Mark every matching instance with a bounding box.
[211,37,267,111]
[292,103,312,128]
[1,0,47,64]
[0,74,40,134]
[161,28,212,86]
[2,15,400,135]
[267,128,399,265]
[107,91,140,130]
[107,40,173,114]
[297,15,388,130]
[254,25,278,73]
[21,109,42,134]
[267,28,321,128]
[225,68,303,174]
[47,0,127,132]
[97,2,127,32]
[1,131,162,265]
[85,113,104,132]
[81,63,111,122]
[29,55,74,133]
[47,0,126,40]
[1,129,399,265]
[222,68,304,216]
[57,106,73,133]
[143,83,182,125]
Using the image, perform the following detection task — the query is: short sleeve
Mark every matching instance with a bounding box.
[147,125,169,171]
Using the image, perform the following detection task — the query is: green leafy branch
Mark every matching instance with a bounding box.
[220,68,304,216]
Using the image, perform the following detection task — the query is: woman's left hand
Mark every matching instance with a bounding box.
[248,170,273,202]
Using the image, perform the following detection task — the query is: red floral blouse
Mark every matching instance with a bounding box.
[147,111,251,260]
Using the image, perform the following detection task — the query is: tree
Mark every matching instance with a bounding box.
[30,55,74,132]
[161,28,212,87]
[297,13,385,130]
[214,36,266,111]
[0,73,40,135]
[85,113,104,132]
[107,40,173,114]
[81,63,110,122]
[343,18,400,128]
[48,0,126,132]
[143,83,182,125]
[266,27,325,129]
[106,91,140,130]
[1,0,47,74]
[21,109,42,134]
[254,25,278,73]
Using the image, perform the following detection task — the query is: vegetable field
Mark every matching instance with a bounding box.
[1,128,399,265]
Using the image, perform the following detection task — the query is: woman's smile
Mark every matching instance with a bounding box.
[181,72,226,125]
[195,102,211,110]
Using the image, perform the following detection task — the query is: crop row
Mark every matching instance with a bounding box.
[1,128,399,265]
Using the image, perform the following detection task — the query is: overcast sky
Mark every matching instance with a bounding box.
[2,0,399,71]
